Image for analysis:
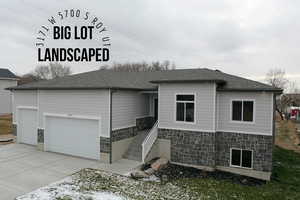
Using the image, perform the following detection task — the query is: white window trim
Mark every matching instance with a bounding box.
[174,93,196,124]
[229,148,253,169]
[230,99,256,124]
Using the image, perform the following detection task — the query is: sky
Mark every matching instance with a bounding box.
[0,0,299,87]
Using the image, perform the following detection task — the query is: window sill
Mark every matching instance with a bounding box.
[230,120,255,125]
[175,120,196,125]
[229,164,253,170]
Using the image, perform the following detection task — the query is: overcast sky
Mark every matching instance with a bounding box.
[0,0,299,86]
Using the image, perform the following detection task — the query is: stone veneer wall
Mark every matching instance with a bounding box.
[12,124,17,136]
[158,128,216,167]
[111,126,138,142]
[216,132,273,172]
[158,129,273,173]
[136,116,155,131]
[100,137,111,153]
[100,126,139,154]
[37,129,44,143]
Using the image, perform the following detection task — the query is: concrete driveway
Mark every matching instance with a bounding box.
[0,143,140,200]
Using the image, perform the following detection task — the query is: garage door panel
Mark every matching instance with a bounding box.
[18,109,38,145]
[45,116,100,160]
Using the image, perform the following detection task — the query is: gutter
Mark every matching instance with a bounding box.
[6,87,157,91]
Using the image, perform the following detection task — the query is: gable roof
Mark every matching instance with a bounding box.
[0,68,18,79]
[7,68,282,92]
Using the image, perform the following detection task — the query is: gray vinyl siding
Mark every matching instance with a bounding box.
[158,83,216,132]
[0,80,17,114]
[12,90,37,123]
[217,91,273,135]
[38,90,110,137]
[112,90,149,130]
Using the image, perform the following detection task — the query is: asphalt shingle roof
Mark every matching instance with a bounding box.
[0,68,17,79]
[8,68,282,92]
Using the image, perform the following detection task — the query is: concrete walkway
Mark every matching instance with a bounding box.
[0,143,141,200]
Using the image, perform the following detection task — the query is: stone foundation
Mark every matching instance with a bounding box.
[37,128,45,151]
[99,126,140,162]
[12,124,17,136]
[158,128,216,167]
[158,128,273,179]
[37,129,44,143]
[216,132,273,172]
[100,137,111,153]
[111,126,138,142]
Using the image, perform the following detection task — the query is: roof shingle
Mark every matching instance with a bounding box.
[8,68,282,92]
[0,68,17,79]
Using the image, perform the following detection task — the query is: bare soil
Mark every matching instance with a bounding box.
[275,120,300,153]
[0,114,13,135]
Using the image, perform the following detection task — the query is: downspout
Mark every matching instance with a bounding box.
[109,89,112,164]
[109,89,117,164]
[273,93,276,145]
[214,83,217,170]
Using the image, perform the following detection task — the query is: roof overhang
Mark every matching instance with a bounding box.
[0,77,19,81]
[6,86,157,91]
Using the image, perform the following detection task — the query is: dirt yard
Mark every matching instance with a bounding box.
[0,114,13,135]
[275,120,300,153]
[0,114,15,145]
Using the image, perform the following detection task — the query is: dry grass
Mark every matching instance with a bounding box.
[0,114,13,135]
[275,120,300,153]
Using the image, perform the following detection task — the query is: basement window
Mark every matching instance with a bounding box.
[232,100,254,122]
[230,148,253,169]
[176,94,195,122]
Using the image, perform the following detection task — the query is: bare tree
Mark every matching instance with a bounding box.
[287,81,300,93]
[99,61,176,72]
[34,65,50,80]
[34,63,72,80]
[265,68,288,90]
[265,68,289,120]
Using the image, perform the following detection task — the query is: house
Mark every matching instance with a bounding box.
[288,106,300,121]
[8,68,282,180]
[0,68,18,114]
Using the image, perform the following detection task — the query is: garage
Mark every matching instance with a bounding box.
[17,107,38,145]
[44,114,101,160]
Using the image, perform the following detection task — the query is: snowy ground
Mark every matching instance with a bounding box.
[16,176,126,200]
[16,168,199,200]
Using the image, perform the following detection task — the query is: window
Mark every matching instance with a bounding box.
[176,94,195,122]
[230,148,253,168]
[232,100,254,122]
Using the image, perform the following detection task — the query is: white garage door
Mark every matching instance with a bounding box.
[18,107,38,145]
[44,115,101,160]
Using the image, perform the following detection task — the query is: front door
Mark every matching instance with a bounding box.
[154,98,158,121]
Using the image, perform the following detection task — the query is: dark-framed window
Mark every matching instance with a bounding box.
[230,148,253,168]
[176,94,195,122]
[232,100,254,122]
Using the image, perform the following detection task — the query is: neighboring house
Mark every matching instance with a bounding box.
[0,68,18,114]
[8,68,282,180]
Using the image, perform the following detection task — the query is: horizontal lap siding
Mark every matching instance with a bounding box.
[39,90,110,137]
[112,91,149,130]
[13,90,37,123]
[217,92,273,135]
[0,80,17,114]
[159,83,215,131]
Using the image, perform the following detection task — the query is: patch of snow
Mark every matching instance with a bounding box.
[141,175,160,182]
[16,177,127,200]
